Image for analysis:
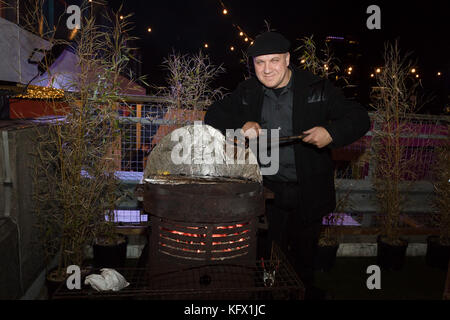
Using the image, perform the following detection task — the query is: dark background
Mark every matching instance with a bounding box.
[56,0,450,113]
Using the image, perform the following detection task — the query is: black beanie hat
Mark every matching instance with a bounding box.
[247,32,291,57]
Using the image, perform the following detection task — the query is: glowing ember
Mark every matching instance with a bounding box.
[159,242,206,254]
[216,222,249,229]
[211,244,249,253]
[212,229,250,238]
[212,237,249,246]
[160,226,206,238]
[160,234,206,246]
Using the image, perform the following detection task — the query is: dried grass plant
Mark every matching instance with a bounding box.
[31,2,143,278]
[20,0,65,39]
[295,35,343,81]
[370,41,427,245]
[431,127,450,245]
[155,51,225,112]
[293,35,352,245]
[319,186,349,246]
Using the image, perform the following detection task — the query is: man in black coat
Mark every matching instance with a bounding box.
[204,32,370,298]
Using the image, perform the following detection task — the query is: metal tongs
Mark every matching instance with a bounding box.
[228,133,308,149]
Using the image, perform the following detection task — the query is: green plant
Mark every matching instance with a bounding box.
[32,3,143,277]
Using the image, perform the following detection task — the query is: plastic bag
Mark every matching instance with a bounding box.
[84,268,129,292]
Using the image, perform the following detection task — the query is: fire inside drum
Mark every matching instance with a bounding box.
[144,175,264,277]
[143,125,264,292]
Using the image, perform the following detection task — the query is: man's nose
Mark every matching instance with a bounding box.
[264,64,271,74]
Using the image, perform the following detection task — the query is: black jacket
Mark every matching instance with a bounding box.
[204,69,371,219]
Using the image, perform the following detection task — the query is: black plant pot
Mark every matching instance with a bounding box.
[426,236,450,270]
[376,236,408,271]
[46,265,93,299]
[314,244,339,272]
[45,270,65,299]
[93,235,128,269]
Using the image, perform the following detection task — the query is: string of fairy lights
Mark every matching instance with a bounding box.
[12,1,444,102]
[111,1,445,80]
[200,3,255,52]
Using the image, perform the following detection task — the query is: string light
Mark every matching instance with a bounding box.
[437,72,442,76]
[348,67,353,71]
[147,27,152,32]
[14,85,64,100]
[370,73,374,78]
[204,43,209,48]
[119,15,124,20]
[416,74,419,78]
[376,68,381,73]
[216,1,254,50]
[301,59,306,64]
[411,68,416,73]
[230,46,235,51]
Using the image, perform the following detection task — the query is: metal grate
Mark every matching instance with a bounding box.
[118,103,205,173]
[334,114,448,181]
[51,245,304,300]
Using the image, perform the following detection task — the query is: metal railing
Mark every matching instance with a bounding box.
[114,96,449,231]
[116,96,448,181]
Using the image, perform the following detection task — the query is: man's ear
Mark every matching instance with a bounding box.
[285,52,290,67]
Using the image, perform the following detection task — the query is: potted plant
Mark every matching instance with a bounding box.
[427,131,450,269]
[315,213,343,272]
[296,35,348,272]
[370,41,427,270]
[150,51,225,147]
[314,166,361,271]
[31,5,144,297]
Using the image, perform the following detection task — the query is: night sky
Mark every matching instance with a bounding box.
[105,0,450,110]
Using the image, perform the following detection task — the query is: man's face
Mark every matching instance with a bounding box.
[253,53,290,89]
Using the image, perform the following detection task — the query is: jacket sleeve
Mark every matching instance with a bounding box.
[204,87,244,135]
[322,81,371,149]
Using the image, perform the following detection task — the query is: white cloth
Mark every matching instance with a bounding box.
[84,268,129,292]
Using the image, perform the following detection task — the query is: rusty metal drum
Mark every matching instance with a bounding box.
[144,175,264,282]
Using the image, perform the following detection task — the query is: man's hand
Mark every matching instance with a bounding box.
[241,121,262,139]
[302,127,333,148]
